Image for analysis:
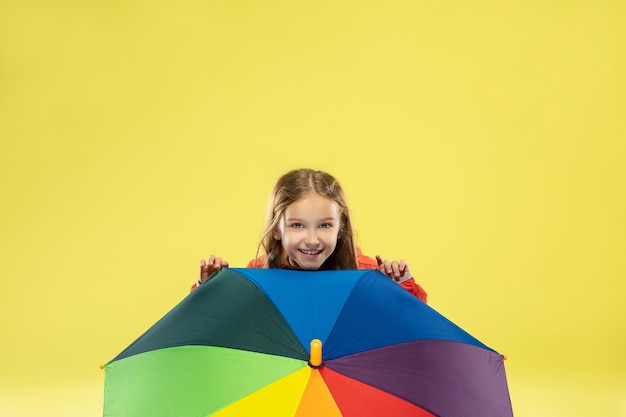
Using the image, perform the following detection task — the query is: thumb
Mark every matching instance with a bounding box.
[200,259,210,281]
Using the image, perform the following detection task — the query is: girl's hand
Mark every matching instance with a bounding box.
[200,255,229,284]
[376,255,413,283]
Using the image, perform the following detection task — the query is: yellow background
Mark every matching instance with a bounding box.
[1,1,624,416]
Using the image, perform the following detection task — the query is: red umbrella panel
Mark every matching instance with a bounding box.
[103,268,513,417]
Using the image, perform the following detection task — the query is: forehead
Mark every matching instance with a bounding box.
[284,192,340,219]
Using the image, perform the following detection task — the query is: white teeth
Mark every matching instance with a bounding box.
[300,249,322,255]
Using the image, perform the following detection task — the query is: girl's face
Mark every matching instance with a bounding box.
[276,192,341,270]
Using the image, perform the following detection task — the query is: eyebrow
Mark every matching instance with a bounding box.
[285,217,337,222]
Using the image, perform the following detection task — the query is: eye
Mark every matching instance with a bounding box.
[291,223,304,228]
[320,223,332,229]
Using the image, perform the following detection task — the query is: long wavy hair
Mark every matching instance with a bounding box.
[255,169,358,269]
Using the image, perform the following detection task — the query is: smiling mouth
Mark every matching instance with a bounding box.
[299,249,323,256]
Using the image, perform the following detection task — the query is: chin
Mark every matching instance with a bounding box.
[294,258,326,271]
[298,263,323,271]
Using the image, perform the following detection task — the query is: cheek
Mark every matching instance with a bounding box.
[326,231,341,247]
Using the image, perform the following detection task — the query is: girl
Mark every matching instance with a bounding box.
[192,169,427,303]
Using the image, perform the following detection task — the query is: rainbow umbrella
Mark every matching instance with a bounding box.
[103,268,513,417]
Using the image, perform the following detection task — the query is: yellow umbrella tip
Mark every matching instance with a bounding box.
[309,339,323,368]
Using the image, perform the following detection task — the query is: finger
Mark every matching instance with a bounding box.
[200,259,209,274]
[391,261,401,279]
[399,260,410,275]
[376,256,386,273]
[382,260,393,276]
[200,259,210,282]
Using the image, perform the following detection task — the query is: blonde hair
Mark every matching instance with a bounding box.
[255,169,358,269]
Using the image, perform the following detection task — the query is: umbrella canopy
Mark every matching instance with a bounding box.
[103,268,513,417]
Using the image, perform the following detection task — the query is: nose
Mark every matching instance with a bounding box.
[304,229,320,246]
